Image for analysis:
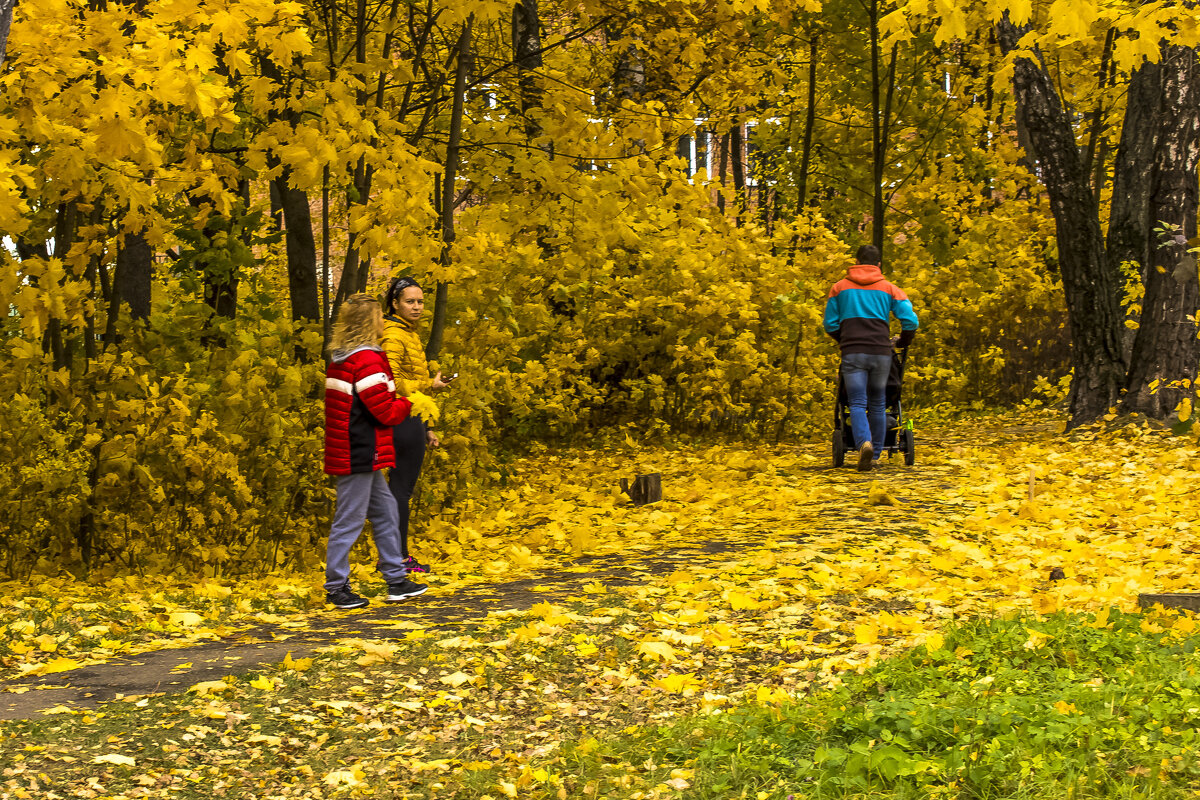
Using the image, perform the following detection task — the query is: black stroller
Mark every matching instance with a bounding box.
[831,348,915,467]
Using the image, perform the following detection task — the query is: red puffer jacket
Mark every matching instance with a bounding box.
[324,346,413,475]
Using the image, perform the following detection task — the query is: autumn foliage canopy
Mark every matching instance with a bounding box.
[0,0,1196,577]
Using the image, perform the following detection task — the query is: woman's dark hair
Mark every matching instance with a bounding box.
[385,276,423,312]
[855,244,881,265]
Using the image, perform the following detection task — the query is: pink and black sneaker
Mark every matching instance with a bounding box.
[404,555,431,574]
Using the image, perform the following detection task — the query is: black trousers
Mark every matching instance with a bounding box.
[388,415,427,557]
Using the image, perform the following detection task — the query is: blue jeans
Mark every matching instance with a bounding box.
[842,353,891,456]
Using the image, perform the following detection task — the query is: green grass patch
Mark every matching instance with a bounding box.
[586,608,1200,799]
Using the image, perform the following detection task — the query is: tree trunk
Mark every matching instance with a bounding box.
[787,30,820,266]
[513,0,543,142]
[1082,28,1117,198]
[868,0,898,264]
[115,230,153,321]
[1122,44,1200,418]
[45,201,79,372]
[731,121,746,223]
[273,168,321,323]
[796,30,819,211]
[613,36,645,101]
[427,16,472,361]
[1108,60,1163,285]
[333,0,373,308]
[716,132,729,215]
[996,15,1128,426]
[0,0,14,68]
[322,164,332,346]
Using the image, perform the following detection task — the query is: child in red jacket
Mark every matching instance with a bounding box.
[323,295,426,608]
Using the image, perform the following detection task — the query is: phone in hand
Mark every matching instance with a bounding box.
[443,373,459,383]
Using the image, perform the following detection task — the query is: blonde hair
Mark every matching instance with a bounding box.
[329,295,384,352]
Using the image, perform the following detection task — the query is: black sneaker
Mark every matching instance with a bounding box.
[385,579,428,602]
[327,585,369,609]
[404,555,431,574]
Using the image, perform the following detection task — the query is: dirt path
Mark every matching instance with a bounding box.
[0,421,996,723]
[0,541,744,720]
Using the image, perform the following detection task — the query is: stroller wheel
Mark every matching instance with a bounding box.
[901,429,915,466]
[832,428,845,467]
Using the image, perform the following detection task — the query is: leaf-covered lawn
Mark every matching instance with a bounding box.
[0,412,1198,797]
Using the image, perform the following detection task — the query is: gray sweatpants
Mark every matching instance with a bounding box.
[325,470,408,593]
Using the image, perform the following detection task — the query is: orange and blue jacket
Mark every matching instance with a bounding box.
[823,264,919,355]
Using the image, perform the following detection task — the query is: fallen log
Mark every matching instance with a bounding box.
[1137,593,1200,612]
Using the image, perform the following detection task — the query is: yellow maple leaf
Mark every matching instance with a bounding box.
[168,611,205,628]
[439,670,475,688]
[355,640,398,666]
[853,623,879,645]
[637,640,677,662]
[1032,593,1058,615]
[37,657,81,675]
[652,673,701,693]
[188,679,231,696]
[324,767,366,787]
[726,591,763,611]
[281,651,313,671]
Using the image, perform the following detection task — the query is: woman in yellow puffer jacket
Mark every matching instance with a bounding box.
[381,276,452,574]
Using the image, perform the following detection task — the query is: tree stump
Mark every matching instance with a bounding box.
[1137,593,1200,612]
[620,473,662,506]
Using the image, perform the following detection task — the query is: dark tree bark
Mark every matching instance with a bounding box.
[1082,28,1117,198]
[1123,44,1200,418]
[716,132,729,215]
[996,15,1128,426]
[114,230,153,321]
[1108,60,1164,285]
[333,0,374,307]
[45,201,79,371]
[427,16,472,361]
[731,121,746,223]
[513,0,543,142]
[787,29,820,266]
[868,0,898,264]
[332,0,406,308]
[613,37,645,101]
[273,167,321,323]
[322,164,332,345]
[81,204,104,362]
[259,47,320,325]
[0,0,15,68]
[797,30,819,211]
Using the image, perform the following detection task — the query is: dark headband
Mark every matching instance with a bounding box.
[386,276,423,309]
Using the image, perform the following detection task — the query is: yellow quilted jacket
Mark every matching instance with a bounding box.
[381,315,439,424]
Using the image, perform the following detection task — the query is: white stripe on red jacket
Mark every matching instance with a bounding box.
[324,346,412,475]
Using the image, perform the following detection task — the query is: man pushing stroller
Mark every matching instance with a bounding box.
[824,245,920,472]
